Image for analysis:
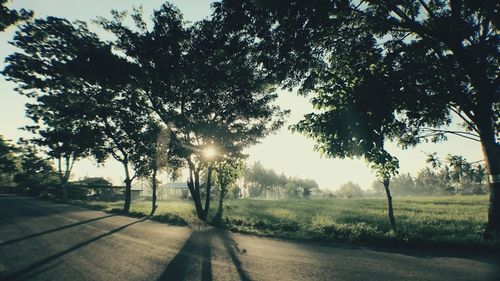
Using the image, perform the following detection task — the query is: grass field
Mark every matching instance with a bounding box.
[72,195,498,249]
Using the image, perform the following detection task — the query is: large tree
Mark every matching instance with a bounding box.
[98,3,287,221]
[217,0,500,233]
[3,17,108,199]
[13,143,59,196]
[3,17,153,212]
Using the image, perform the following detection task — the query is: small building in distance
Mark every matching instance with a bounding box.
[70,177,140,201]
[72,177,113,187]
[140,181,190,200]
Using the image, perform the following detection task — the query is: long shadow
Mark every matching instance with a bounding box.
[0,217,147,281]
[157,229,213,281]
[157,228,252,281]
[216,230,252,281]
[0,214,116,247]
[0,197,73,227]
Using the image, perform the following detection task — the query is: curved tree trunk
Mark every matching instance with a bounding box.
[150,165,158,216]
[479,126,500,234]
[123,161,132,213]
[383,178,397,234]
[187,168,205,221]
[202,167,213,221]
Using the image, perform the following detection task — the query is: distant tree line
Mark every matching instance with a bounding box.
[241,162,319,199]
[372,154,488,196]
[0,136,59,195]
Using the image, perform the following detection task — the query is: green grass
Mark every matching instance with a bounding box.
[70,195,498,249]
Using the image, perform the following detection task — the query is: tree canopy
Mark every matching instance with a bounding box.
[216,0,500,232]
[0,0,31,31]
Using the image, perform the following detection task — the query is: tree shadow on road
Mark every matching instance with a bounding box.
[0,197,77,227]
[0,214,116,247]
[215,229,252,281]
[157,228,252,281]
[157,229,214,281]
[0,217,148,281]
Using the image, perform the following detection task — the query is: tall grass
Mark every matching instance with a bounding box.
[71,195,497,249]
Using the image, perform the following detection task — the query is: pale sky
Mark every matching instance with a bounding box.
[0,0,484,190]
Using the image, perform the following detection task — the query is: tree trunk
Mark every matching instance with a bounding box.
[383,178,397,234]
[214,186,226,225]
[214,168,227,225]
[188,169,205,221]
[57,157,68,200]
[150,166,158,216]
[123,162,132,214]
[478,127,500,234]
[202,167,213,221]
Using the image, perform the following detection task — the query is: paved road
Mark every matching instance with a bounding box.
[0,196,498,281]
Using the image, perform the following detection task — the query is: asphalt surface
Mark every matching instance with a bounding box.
[0,196,499,281]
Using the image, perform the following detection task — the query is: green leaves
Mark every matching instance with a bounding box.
[0,0,32,31]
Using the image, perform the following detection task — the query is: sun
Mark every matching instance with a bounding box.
[203,147,217,159]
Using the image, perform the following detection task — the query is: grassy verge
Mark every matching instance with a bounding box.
[67,195,499,251]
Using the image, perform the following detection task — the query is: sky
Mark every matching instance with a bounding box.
[0,0,484,190]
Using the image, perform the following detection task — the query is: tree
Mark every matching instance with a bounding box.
[244,162,279,198]
[390,173,415,196]
[213,159,243,224]
[371,154,399,232]
[21,84,106,199]
[138,124,183,215]
[3,17,153,212]
[2,17,110,199]
[426,153,488,194]
[98,4,287,221]
[285,177,319,199]
[216,0,500,233]
[0,135,18,186]
[337,181,364,199]
[14,143,58,196]
[0,0,31,31]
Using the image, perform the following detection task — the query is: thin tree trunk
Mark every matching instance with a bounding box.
[150,165,158,216]
[383,178,397,234]
[202,167,213,221]
[214,167,227,225]
[215,186,225,225]
[57,157,68,200]
[123,161,132,213]
[187,168,205,221]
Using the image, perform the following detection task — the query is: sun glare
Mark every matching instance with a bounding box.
[203,147,217,159]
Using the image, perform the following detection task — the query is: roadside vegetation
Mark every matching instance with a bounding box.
[69,195,498,250]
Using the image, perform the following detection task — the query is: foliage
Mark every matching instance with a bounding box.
[96,3,287,220]
[336,181,364,199]
[372,154,489,196]
[243,161,319,199]
[3,16,156,209]
[13,143,59,195]
[216,0,500,231]
[2,17,110,184]
[0,0,32,31]
[0,135,19,186]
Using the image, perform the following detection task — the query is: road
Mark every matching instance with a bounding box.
[0,196,498,281]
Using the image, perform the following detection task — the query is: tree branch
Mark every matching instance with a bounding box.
[420,127,481,142]
[417,0,436,19]
[450,106,479,133]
